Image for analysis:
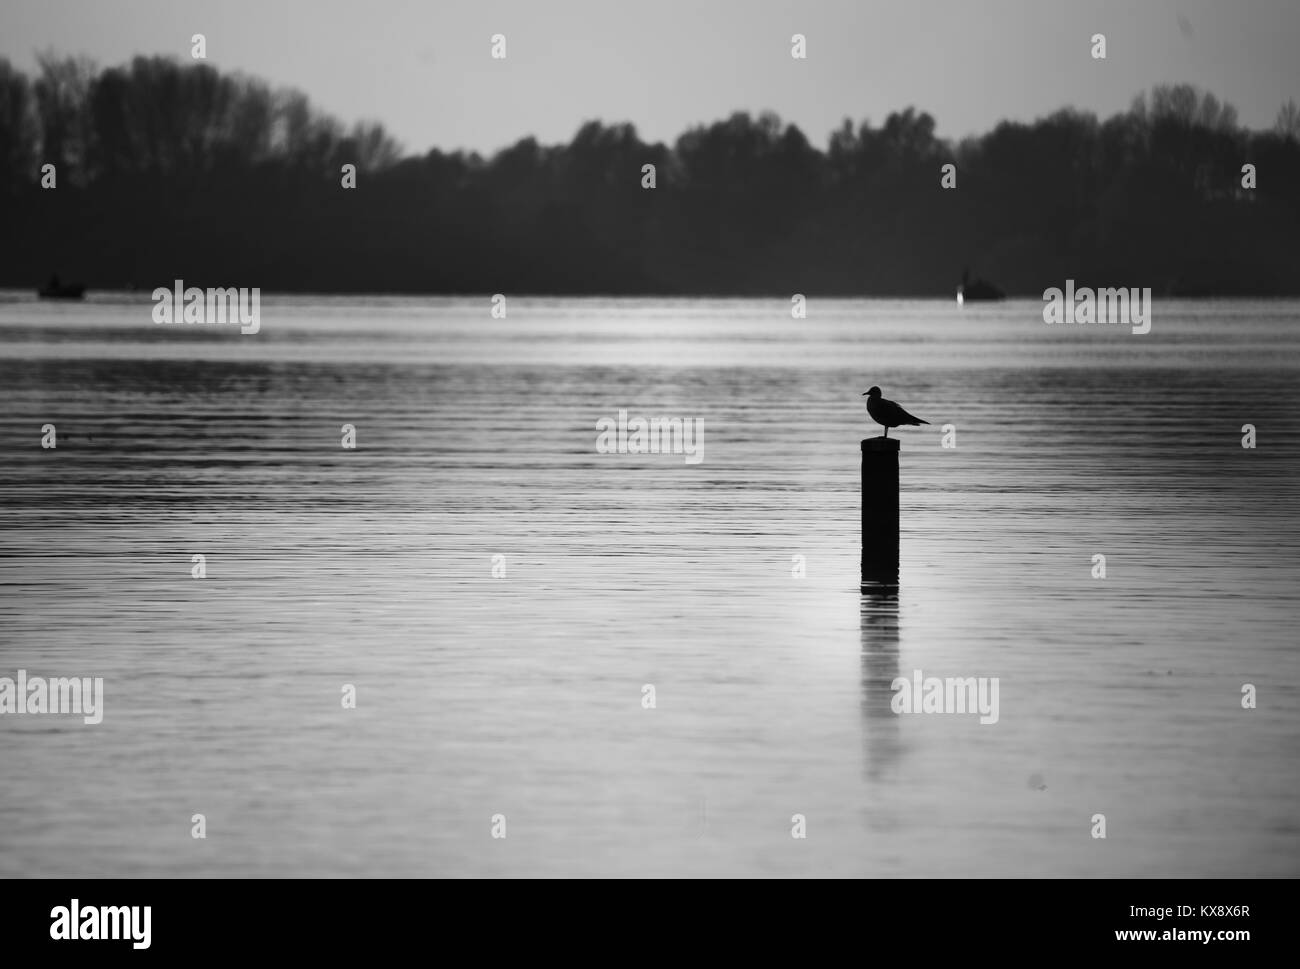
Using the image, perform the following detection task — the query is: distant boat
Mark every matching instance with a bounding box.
[38,276,86,300]
[956,269,1004,304]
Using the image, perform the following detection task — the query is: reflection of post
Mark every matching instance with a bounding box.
[861,438,900,587]
[860,588,901,780]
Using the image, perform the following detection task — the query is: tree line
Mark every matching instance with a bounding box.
[1,54,1297,295]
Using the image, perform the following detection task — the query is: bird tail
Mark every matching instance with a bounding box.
[913,419,930,425]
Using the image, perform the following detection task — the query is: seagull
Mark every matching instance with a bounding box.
[863,386,930,438]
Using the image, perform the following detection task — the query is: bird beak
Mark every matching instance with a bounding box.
[860,392,867,396]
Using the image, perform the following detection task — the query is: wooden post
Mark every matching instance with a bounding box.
[861,437,900,587]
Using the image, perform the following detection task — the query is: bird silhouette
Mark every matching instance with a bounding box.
[863,387,929,438]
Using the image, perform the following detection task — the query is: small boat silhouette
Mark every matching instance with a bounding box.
[956,268,1004,304]
[38,275,87,300]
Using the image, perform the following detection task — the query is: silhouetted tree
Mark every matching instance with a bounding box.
[0,56,1296,295]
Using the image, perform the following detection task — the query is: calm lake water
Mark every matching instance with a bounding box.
[1,294,1298,877]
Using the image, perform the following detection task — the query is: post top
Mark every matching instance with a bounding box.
[861,437,901,452]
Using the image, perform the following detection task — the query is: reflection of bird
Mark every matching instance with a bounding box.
[863,387,929,438]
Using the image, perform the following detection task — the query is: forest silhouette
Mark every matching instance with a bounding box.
[2,54,1297,296]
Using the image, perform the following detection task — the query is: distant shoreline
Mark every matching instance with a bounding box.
[4,55,1297,302]
[3,289,1299,302]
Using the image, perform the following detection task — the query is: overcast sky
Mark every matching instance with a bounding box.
[3,0,1297,155]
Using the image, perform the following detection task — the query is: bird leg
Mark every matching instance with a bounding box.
[884,426,889,439]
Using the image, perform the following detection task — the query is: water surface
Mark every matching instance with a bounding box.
[1,294,1297,877]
